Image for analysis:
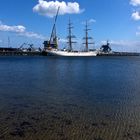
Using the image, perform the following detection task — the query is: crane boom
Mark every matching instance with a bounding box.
[49,7,60,44]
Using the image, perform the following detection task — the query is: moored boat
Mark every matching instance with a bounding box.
[46,49,97,56]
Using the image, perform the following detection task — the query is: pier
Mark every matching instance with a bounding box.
[97,52,140,56]
[0,45,42,56]
[0,49,139,56]
[0,51,42,56]
[0,46,139,57]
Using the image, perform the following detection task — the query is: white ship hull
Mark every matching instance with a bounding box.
[46,50,97,56]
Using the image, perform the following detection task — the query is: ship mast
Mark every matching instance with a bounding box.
[8,36,10,48]
[67,19,76,51]
[83,21,94,52]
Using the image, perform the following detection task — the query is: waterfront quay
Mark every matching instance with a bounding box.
[0,47,140,56]
[0,47,42,56]
[0,51,42,56]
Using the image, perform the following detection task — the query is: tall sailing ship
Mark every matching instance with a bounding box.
[43,8,97,56]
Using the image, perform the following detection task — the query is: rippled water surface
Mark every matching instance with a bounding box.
[0,56,140,140]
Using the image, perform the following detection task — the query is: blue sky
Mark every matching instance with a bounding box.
[0,0,140,52]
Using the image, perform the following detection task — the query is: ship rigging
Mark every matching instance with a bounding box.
[83,21,94,52]
[67,19,76,51]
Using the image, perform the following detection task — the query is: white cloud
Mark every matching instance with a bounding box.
[101,40,140,52]
[138,26,140,29]
[0,22,46,40]
[0,24,26,33]
[131,11,140,20]
[82,19,96,25]
[136,26,140,35]
[136,31,140,35]
[130,0,140,6]
[19,32,45,40]
[88,19,96,24]
[59,38,67,43]
[136,26,140,36]
[102,39,140,46]
[33,0,84,17]
[110,40,133,47]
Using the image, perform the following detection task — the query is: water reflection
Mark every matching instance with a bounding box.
[0,56,140,140]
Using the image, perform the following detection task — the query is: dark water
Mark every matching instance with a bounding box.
[0,56,140,140]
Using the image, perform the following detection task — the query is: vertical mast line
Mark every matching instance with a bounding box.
[49,7,60,44]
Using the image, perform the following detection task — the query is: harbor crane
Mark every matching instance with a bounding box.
[18,43,36,52]
[43,7,60,50]
[100,41,112,53]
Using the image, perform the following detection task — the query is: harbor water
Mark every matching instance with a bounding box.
[0,56,140,140]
